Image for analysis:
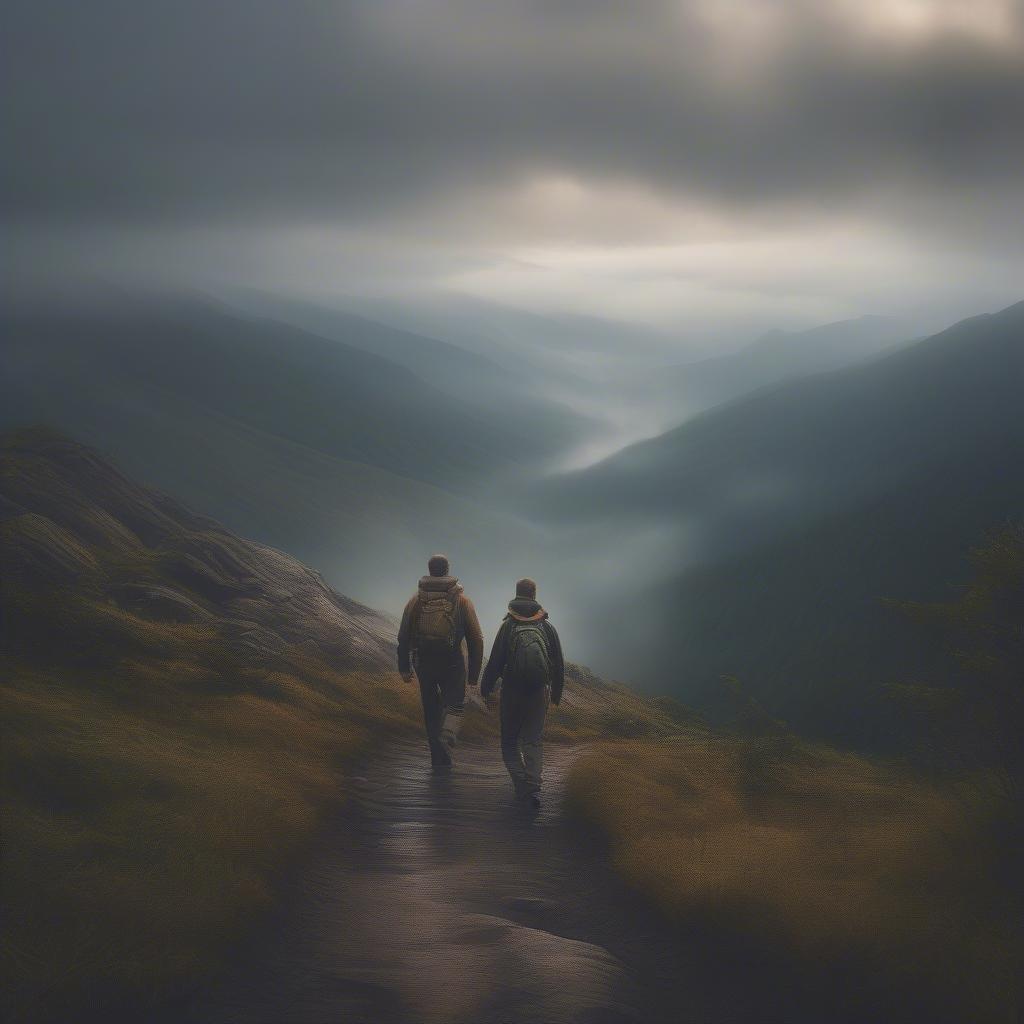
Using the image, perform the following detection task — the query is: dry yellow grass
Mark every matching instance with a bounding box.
[0,591,681,1021]
[567,732,1020,1023]
[1,431,700,1021]
[0,592,423,1022]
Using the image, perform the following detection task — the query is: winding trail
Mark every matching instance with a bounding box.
[177,742,885,1024]
[184,743,641,1023]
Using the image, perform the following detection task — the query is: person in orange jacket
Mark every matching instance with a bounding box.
[397,554,484,770]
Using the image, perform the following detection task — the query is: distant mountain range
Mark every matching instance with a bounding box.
[536,301,1024,745]
[232,293,921,469]
[0,293,572,618]
[626,314,916,429]
[0,292,589,493]
[223,290,596,444]
[3,288,1020,747]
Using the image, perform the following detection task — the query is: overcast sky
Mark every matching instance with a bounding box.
[4,1,1023,337]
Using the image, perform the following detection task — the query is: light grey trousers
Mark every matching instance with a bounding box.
[499,684,549,795]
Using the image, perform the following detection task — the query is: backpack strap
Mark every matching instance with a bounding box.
[412,581,463,650]
[448,588,464,648]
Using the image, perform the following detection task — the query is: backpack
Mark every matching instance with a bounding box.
[504,619,551,691]
[414,584,460,655]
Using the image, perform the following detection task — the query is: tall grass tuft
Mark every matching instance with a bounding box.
[567,731,1020,1023]
[1,585,423,1022]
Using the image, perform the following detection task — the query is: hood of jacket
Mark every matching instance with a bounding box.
[418,575,462,594]
[507,597,547,621]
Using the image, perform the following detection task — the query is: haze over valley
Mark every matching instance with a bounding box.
[4,287,1021,748]
[5,5,1024,1023]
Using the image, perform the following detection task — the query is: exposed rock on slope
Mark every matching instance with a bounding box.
[0,428,683,1023]
[1,429,419,1024]
[1,428,396,669]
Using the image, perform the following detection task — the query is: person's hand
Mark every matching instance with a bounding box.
[400,672,413,683]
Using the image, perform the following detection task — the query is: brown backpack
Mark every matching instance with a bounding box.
[414,582,460,654]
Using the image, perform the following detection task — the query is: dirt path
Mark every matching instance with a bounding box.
[181,743,640,1024]
[175,741,895,1024]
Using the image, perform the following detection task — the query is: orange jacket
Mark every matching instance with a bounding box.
[396,578,484,683]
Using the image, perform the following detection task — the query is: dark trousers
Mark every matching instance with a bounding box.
[415,655,466,766]
[500,684,549,795]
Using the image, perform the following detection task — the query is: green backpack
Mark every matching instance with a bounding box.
[505,619,551,691]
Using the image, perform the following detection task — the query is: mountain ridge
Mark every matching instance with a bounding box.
[539,300,1023,529]
[532,300,1024,742]
[618,313,916,432]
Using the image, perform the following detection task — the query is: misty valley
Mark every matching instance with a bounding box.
[4,292,1022,740]
[7,4,1024,1021]
[2,291,1022,1024]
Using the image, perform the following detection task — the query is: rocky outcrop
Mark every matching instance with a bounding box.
[1,512,99,581]
[0,428,395,670]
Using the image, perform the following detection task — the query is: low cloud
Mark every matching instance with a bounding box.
[4,0,1022,332]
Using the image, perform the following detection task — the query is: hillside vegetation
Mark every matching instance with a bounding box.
[568,731,1019,1023]
[540,300,1024,744]
[0,430,425,1021]
[568,528,1023,1023]
[0,430,678,1022]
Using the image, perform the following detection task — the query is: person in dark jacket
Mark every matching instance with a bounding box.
[481,577,564,807]
[398,554,484,770]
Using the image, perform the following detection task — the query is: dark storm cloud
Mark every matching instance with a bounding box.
[3,0,1023,231]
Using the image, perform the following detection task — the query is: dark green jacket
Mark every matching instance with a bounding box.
[481,598,564,704]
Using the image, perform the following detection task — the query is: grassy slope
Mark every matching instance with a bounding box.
[0,430,679,1022]
[567,732,1019,1023]
[2,627,420,1021]
[0,431,428,1020]
[10,430,1014,1022]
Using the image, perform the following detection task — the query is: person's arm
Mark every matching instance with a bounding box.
[461,596,484,685]
[397,596,417,680]
[546,621,565,705]
[480,620,509,698]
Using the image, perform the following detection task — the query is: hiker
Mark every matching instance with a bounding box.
[398,554,484,770]
[481,577,564,808]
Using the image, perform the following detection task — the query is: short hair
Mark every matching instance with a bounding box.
[428,553,450,577]
[515,577,537,599]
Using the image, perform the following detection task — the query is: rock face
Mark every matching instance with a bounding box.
[0,429,396,670]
